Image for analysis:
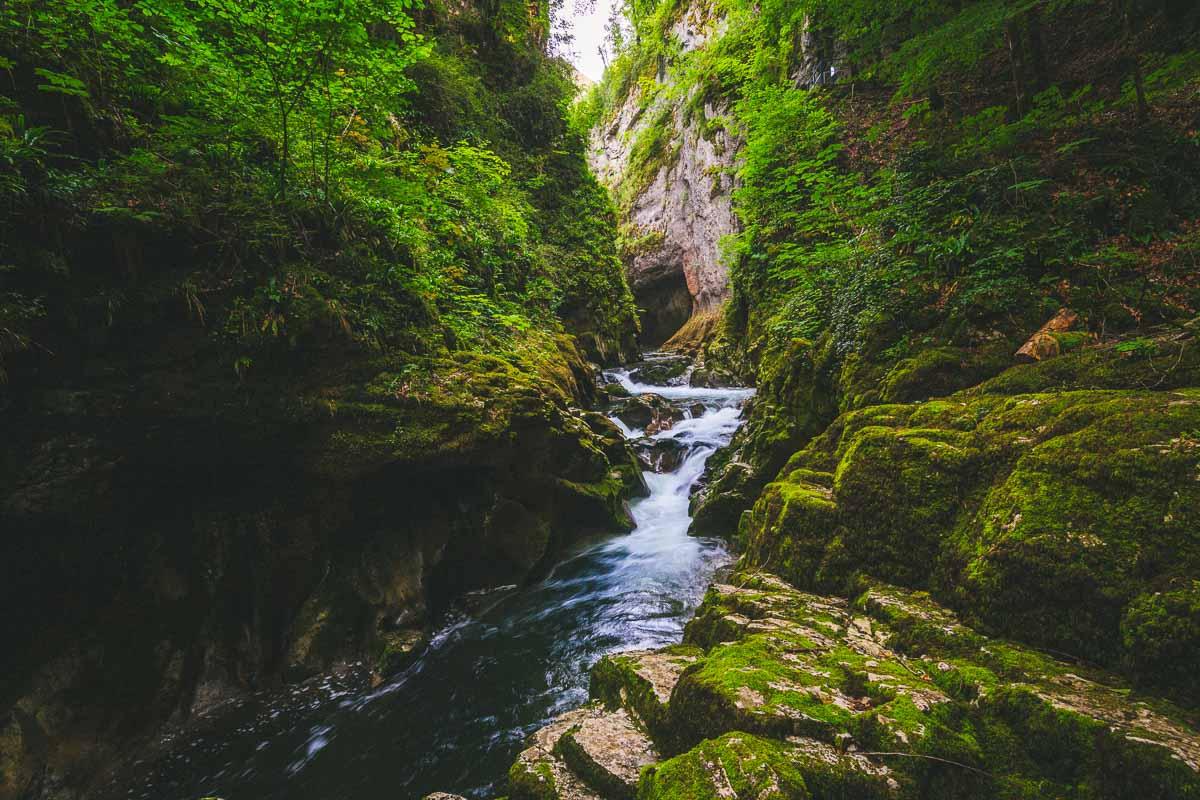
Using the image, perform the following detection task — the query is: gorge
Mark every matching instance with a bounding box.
[3,1,1200,799]
[106,360,754,799]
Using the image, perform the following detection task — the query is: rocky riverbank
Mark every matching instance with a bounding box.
[0,335,647,800]
[467,329,1200,800]
[500,568,1199,800]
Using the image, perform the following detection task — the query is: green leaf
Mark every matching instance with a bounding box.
[33,67,89,97]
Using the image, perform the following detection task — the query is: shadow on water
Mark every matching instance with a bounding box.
[114,366,752,800]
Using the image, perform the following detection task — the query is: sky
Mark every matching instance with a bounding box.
[560,0,619,82]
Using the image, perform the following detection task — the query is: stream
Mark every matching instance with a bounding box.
[114,359,753,800]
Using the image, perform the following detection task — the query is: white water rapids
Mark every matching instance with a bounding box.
[115,361,754,800]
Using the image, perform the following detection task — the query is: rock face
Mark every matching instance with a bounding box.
[736,371,1200,693]
[504,568,1200,799]
[0,336,645,800]
[588,8,739,346]
[588,9,848,348]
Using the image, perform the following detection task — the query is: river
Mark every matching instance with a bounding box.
[113,361,753,800]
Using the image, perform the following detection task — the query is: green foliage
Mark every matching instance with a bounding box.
[0,0,638,388]
[585,0,1200,382]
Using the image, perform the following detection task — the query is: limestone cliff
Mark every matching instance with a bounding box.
[586,7,846,348]
[587,7,738,346]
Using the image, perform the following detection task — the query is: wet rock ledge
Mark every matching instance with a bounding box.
[483,569,1200,800]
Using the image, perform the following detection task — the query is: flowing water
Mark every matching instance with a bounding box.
[114,361,753,800]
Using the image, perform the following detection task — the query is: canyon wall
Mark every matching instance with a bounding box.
[588,8,739,345]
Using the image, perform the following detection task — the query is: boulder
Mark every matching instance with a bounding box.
[631,437,688,473]
[600,381,630,399]
[590,645,701,748]
[628,357,690,386]
[612,394,682,433]
[508,707,608,800]
[554,706,659,799]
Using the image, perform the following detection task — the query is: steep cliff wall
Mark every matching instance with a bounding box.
[586,7,739,346]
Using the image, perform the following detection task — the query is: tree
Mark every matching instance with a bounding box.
[143,0,424,200]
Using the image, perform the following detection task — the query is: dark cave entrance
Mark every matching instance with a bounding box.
[635,270,693,347]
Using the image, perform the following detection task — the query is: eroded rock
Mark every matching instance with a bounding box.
[612,394,683,433]
[555,706,659,799]
[631,437,688,473]
[508,706,608,800]
[591,645,702,747]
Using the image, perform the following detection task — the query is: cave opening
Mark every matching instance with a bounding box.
[635,269,693,347]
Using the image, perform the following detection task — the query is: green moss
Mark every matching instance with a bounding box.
[736,476,839,593]
[508,758,559,800]
[1122,581,1200,707]
[660,571,1200,799]
[1049,331,1093,352]
[972,331,1200,396]
[956,395,1200,662]
[691,337,837,538]
[637,733,813,800]
[737,384,1200,676]
[878,345,1011,405]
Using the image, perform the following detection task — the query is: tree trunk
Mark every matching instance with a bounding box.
[1120,0,1150,121]
[280,108,290,201]
[1005,21,1027,117]
[1026,5,1049,90]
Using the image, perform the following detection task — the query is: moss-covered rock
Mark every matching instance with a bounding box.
[875,344,1013,406]
[509,707,606,800]
[1,331,648,800]
[690,338,836,537]
[553,706,659,799]
[674,577,950,751]
[971,328,1200,396]
[1121,581,1200,708]
[671,571,1200,799]
[628,356,691,386]
[636,732,894,800]
[737,382,1200,682]
[509,567,1200,800]
[590,646,702,750]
